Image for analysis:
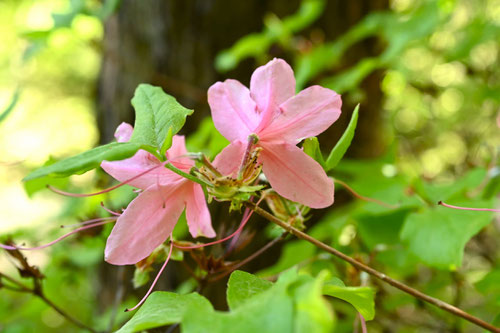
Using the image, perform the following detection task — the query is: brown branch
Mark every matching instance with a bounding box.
[207,232,288,283]
[244,201,500,333]
[0,272,97,333]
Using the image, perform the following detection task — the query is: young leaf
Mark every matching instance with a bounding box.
[325,104,359,171]
[130,84,193,152]
[323,282,376,320]
[116,292,212,333]
[23,142,141,181]
[227,271,273,310]
[303,137,325,168]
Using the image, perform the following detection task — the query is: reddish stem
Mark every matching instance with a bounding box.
[438,201,500,212]
[125,239,174,312]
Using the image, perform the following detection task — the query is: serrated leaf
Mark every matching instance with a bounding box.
[227,271,273,310]
[323,282,376,320]
[130,84,193,152]
[325,104,359,171]
[303,137,325,167]
[23,142,141,181]
[400,200,494,269]
[116,292,212,333]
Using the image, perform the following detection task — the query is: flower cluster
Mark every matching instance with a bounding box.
[100,58,341,266]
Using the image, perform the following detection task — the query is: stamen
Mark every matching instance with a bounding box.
[48,162,168,197]
[125,238,174,312]
[61,216,118,228]
[100,202,122,216]
[238,135,258,179]
[174,211,254,250]
[438,201,500,212]
[359,313,367,333]
[0,218,116,251]
[227,207,251,251]
[334,179,398,209]
[174,197,263,250]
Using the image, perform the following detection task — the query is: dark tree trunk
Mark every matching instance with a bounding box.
[96,0,388,313]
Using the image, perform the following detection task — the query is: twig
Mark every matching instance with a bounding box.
[0,272,97,333]
[207,232,287,283]
[244,201,500,333]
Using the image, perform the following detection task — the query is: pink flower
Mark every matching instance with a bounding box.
[101,123,215,265]
[208,58,341,208]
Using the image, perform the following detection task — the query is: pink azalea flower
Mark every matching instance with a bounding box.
[208,58,342,208]
[101,123,215,265]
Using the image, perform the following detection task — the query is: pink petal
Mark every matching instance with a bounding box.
[115,122,134,142]
[260,86,341,143]
[105,184,187,265]
[212,140,247,177]
[208,80,259,142]
[185,183,215,238]
[101,152,182,190]
[251,58,296,132]
[167,135,194,170]
[259,142,334,208]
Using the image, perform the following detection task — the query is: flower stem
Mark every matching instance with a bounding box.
[164,163,213,187]
[438,201,500,212]
[244,201,500,333]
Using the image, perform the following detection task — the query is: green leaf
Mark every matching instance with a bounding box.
[475,269,500,305]
[227,270,273,310]
[130,84,193,153]
[116,292,212,333]
[325,105,359,171]
[23,142,141,181]
[356,209,410,250]
[303,137,325,167]
[290,271,335,332]
[214,0,324,72]
[323,282,376,320]
[416,168,487,203]
[159,127,173,157]
[23,157,69,197]
[182,273,294,333]
[400,201,494,269]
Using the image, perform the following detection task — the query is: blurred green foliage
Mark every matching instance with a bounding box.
[0,0,499,332]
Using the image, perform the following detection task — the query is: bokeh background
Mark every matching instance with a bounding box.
[0,0,499,331]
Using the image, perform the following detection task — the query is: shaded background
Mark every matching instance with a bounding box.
[0,0,499,331]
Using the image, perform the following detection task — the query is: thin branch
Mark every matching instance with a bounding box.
[37,291,98,333]
[244,201,500,333]
[0,272,97,333]
[207,232,287,283]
